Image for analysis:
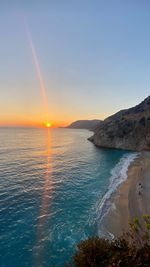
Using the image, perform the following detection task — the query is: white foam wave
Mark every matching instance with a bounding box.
[97,152,138,223]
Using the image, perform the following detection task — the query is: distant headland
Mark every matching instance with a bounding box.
[66,119,101,129]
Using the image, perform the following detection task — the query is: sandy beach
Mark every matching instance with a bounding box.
[102,151,150,238]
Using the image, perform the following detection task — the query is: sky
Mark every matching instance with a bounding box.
[0,0,150,127]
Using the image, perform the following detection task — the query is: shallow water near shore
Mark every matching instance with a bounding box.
[0,127,133,266]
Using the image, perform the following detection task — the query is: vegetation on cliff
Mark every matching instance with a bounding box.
[66,215,150,266]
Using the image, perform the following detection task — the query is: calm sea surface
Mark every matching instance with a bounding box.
[0,128,135,266]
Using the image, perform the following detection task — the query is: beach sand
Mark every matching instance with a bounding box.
[101,151,150,238]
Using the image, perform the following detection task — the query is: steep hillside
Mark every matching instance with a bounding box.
[89,96,150,151]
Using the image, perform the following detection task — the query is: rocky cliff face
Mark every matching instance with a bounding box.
[89,96,150,151]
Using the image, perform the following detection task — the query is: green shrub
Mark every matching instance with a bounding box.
[68,215,150,267]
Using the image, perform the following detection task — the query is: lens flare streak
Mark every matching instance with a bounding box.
[24,18,52,265]
[24,18,49,117]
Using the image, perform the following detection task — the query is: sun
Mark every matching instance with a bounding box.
[46,123,51,128]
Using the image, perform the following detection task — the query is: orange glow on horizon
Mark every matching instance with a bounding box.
[0,119,71,128]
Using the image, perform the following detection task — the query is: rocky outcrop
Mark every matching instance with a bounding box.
[67,120,101,129]
[89,96,150,151]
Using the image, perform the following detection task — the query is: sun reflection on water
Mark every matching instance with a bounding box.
[34,128,52,266]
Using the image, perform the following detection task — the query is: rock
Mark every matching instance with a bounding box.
[89,96,150,151]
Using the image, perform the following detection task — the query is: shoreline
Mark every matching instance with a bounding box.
[100,151,150,238]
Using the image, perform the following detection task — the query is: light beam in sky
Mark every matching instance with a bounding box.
[24,19,53,264]
[24,17,49,121]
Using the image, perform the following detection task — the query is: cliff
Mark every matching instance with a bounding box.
[89,96,150,151]
[67,120,101,129]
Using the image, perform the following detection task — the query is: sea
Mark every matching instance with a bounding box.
[0,127,137,266]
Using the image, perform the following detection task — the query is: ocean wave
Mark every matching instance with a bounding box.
[97,152,138,226]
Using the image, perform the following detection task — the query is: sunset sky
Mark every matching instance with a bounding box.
[0,1,150,127]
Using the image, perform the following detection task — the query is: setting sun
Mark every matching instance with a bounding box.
[46,123,51,128]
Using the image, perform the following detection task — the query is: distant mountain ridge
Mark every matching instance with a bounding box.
[89,96,150,151]
[67,120,101,129]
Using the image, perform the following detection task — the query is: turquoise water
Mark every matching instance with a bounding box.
[0,128,134,266]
